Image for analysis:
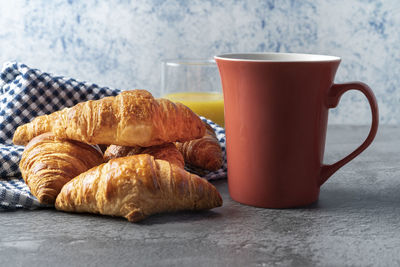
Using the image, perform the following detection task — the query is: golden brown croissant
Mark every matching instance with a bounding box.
[104,143,185,169]
[175,122,223,171]
[55,154,222,222]
[13,90,205,147]
[19,132,104,204]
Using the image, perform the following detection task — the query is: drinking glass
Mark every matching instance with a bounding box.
[161,59,224,127]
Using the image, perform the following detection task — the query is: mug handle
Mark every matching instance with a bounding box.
[319,82,379,186]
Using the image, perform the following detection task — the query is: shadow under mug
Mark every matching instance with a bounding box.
[215,53,379,208]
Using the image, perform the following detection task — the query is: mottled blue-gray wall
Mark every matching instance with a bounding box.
[0,0,399,124]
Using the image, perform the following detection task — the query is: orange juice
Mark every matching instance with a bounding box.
[163,92,224,127]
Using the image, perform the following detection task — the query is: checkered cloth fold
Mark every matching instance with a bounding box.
[0,62,227,210]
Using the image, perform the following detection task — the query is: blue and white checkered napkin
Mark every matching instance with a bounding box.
[0,62,227,210]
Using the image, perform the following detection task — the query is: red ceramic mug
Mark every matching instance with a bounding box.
[215,53,379,208]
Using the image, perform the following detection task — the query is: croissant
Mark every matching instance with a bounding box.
[175,122,223,171]
[104,122,222,171]
[13,90,205,147]
[104,143,185,169]
[19,132,104,204]
[55,154,222,222]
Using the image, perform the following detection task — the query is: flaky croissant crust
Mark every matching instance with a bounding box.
[13,90,205,147]
[104,122,222,172]
[20,132,104,204]
[175,122,223,171]
[104,143,185,169]
[55,154,222,222]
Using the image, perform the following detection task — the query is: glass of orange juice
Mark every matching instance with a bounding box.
[161,59,224,127]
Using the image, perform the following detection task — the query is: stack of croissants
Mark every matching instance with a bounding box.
[12,90,223,222]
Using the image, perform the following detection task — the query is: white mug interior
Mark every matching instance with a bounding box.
[215,52,341,62]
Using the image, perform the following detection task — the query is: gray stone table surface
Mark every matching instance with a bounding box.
[1,125,400,267]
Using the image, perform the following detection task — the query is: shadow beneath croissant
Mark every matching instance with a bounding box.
[137,210,223,225]
[46,208,223,225]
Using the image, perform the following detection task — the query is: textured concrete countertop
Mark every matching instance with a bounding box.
[1,125,399,266]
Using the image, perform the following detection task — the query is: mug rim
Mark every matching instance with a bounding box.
[214,52,341,62]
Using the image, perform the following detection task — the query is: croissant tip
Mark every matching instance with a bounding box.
[37,194,56,205]
[12,131,24,146]
[216,193,223,207]
[126,209,147,223]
